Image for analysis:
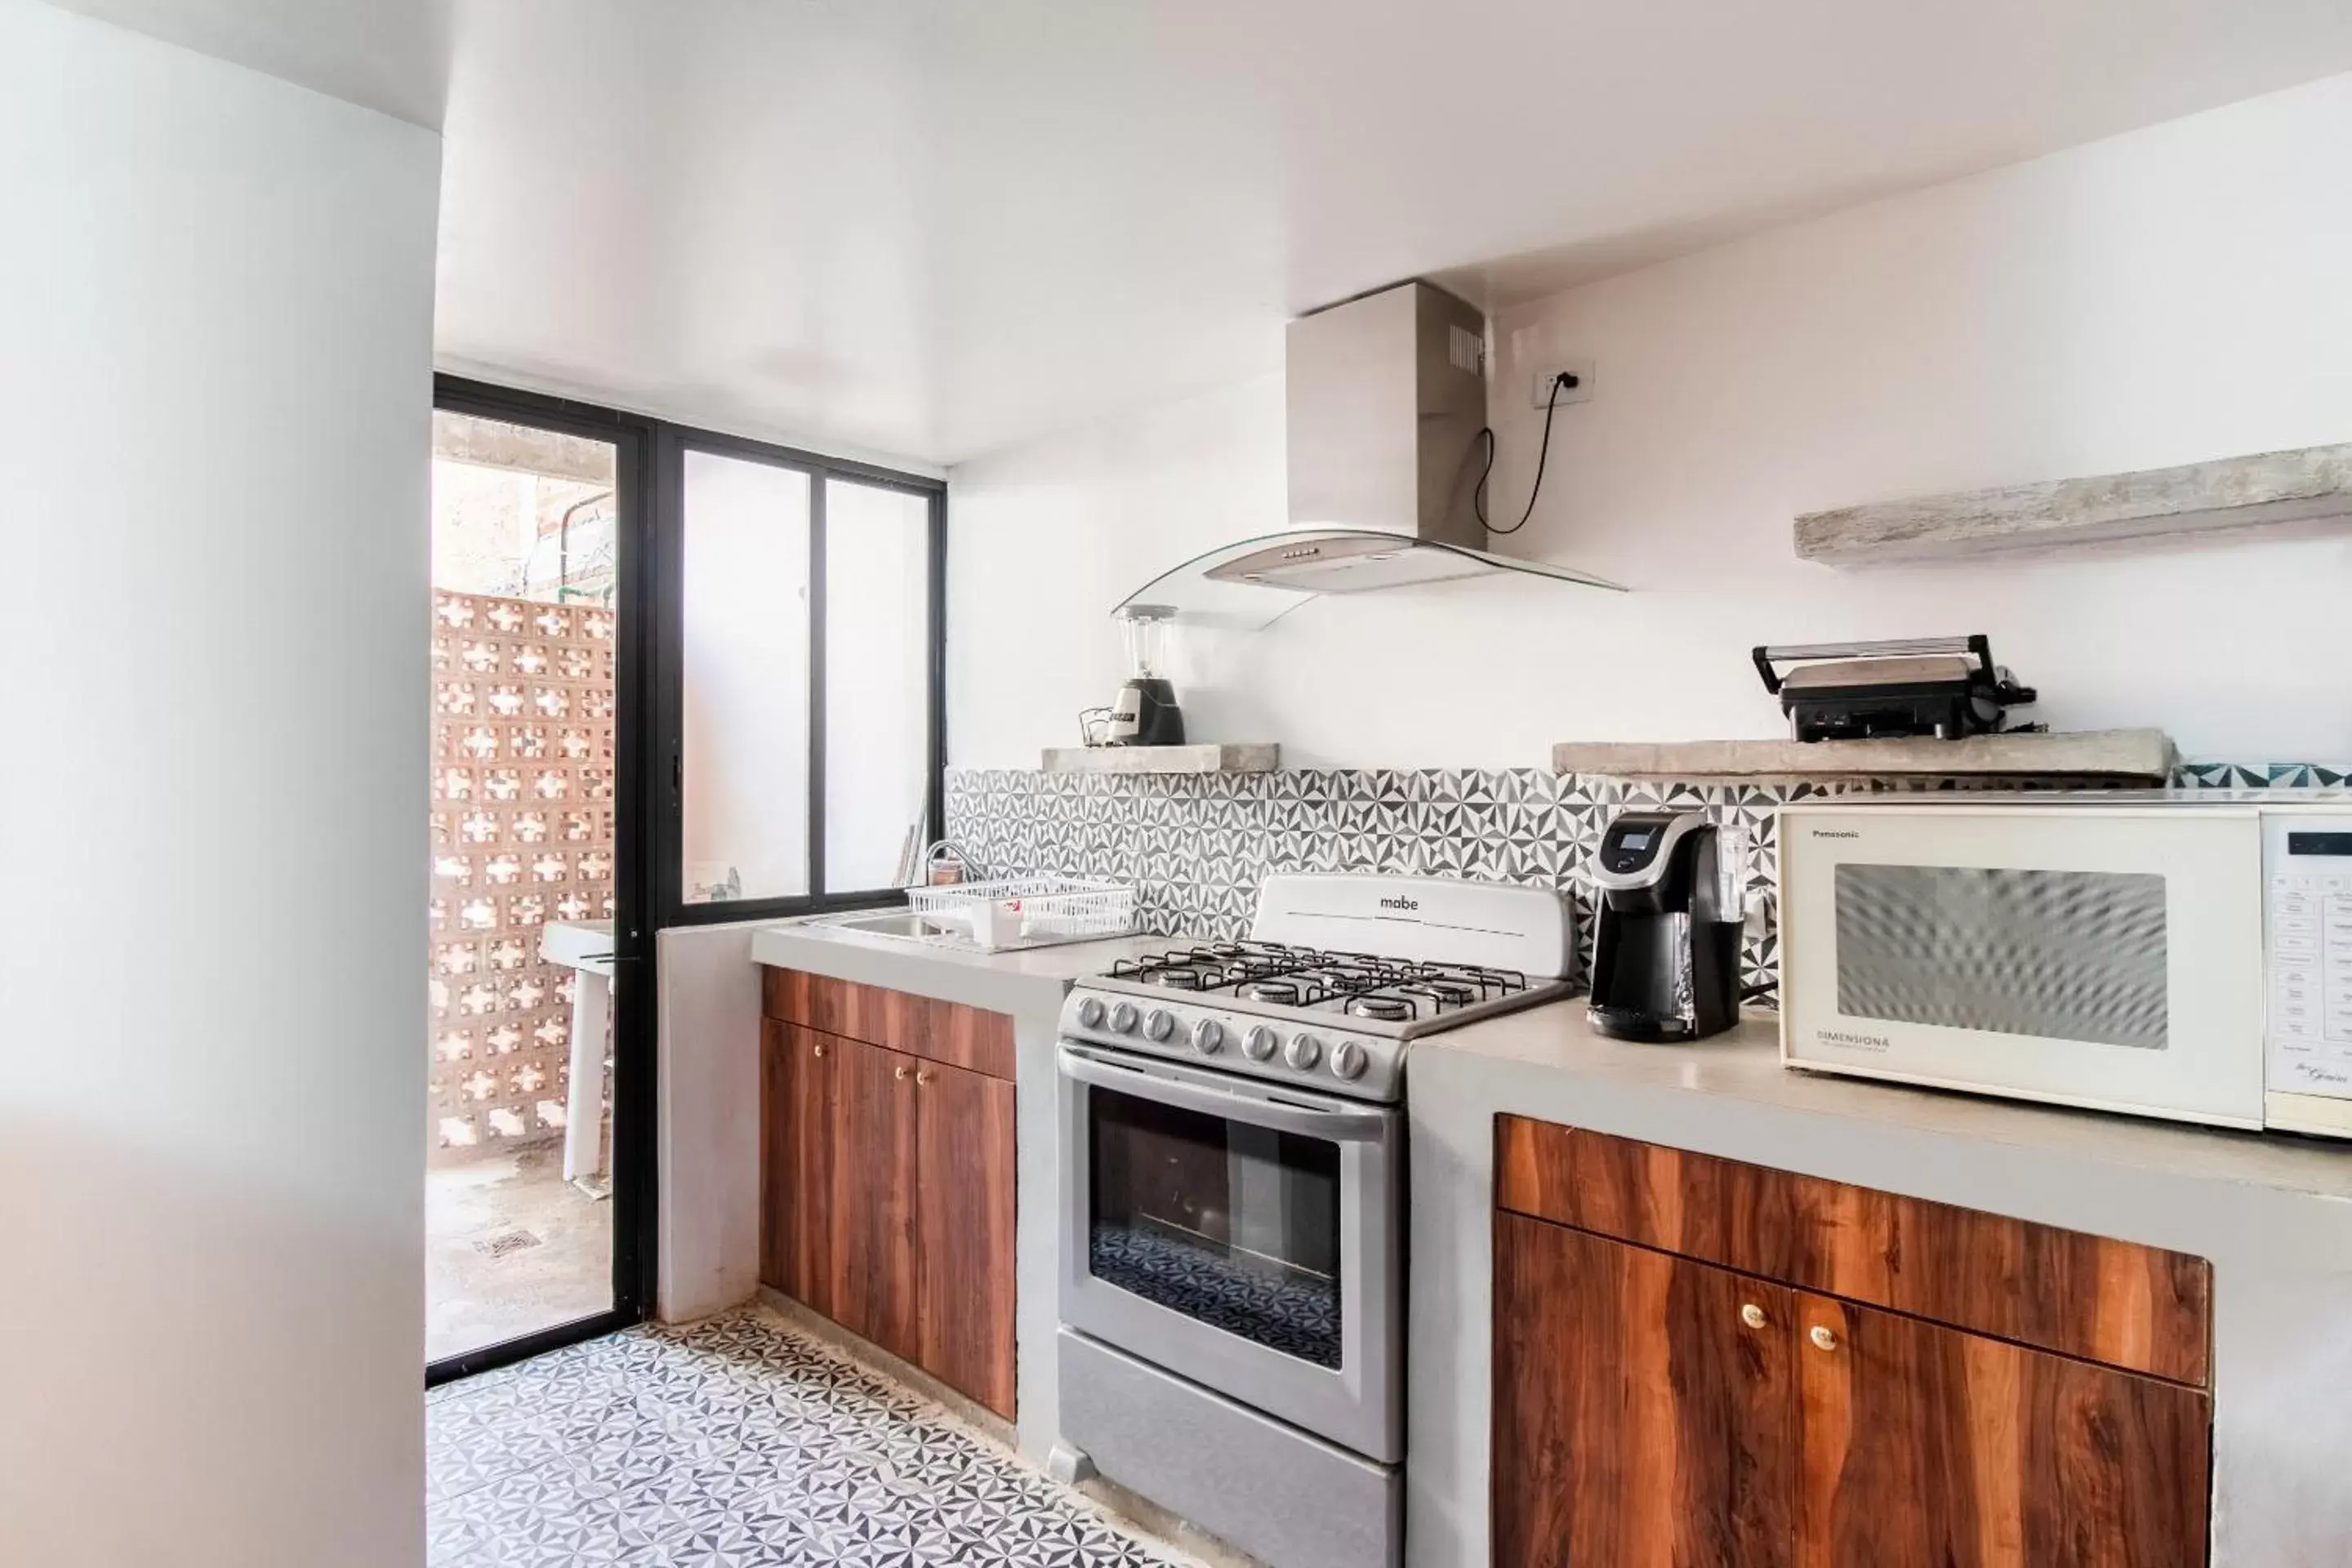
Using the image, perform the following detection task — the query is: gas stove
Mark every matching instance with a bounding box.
[1059,874,1575,1102]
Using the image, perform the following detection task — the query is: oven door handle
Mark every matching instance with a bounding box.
[1058,1045,1392,1142]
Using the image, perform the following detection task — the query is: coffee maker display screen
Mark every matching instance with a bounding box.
[1600,822,1672,875]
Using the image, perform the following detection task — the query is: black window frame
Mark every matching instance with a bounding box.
[427,373,660,1384]
[421,376,945,1388]
[651,422,948,929]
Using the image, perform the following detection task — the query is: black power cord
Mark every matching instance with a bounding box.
[1473,370,1579,537]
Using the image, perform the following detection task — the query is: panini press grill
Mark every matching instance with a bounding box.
[1752,635,2039,742]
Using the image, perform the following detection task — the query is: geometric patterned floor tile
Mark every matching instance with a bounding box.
[426,1309,1196,1568]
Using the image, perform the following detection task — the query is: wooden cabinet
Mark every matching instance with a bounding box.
[1493,1117,2214,1568]
[913,1058,1018,1417]
[1791,1292,2209,1568]
[1494,1212,1793,1568]
[758,972,1018,1419]
[762,967,1015,1078]
[759,1022,835,1316]
[1494,1116,2212,1386]
[830,1033,921,1364]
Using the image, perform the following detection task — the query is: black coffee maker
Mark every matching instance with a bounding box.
[1586,809,1744,1042]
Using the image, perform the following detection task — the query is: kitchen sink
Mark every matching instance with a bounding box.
[810,899,1125,953]
[814,910,978,944]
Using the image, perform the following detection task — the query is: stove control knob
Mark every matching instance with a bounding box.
[1076,996,1106,1030]
[1109,1001,1138,1035]
[1242,1025,1279,1061]
[1285,1032,1325,1071]
[1144,1008,1176,1043]
[1330,1040,1369,1081]
[1192,1018,1225,1054]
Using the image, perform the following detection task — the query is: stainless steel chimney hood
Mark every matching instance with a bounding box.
[1117,280,1624,626]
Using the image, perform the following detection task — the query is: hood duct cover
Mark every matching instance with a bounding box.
[1114,279,1624,622]
[1284,279,1493,554]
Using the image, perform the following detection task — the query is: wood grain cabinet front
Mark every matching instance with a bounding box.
[1494,1213,1793,1568]
[829,1034,921,1365]
[762,967,1015,1079]
[759,1022,836,1317]
[1791,1292,2209,1568]
[1492,1117,2215,1568]
[759,1008,1018,1419]
[913,1058,1018,1419]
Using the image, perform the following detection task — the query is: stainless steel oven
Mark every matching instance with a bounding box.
[1056,1040,1403,1462]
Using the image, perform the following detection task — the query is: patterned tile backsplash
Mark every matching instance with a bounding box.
[946,761,2349,1004]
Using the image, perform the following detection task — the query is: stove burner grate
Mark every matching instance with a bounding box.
[1106,942,1547,1023]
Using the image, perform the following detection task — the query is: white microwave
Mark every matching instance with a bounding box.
[1778,793,2352,1139]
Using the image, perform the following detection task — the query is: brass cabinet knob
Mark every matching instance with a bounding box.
[1740,1303,1768,1330]
[1809,1325,1840,1352]
[894,1063,913,1082]
[915,1070,935,1087]
[812,1042,827,1059]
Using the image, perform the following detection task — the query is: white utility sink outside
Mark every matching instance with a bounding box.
[539,918,614,1185]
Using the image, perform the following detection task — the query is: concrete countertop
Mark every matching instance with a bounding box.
[1425,1001,2352,1200]
[1405,1000,2352,1568]
[748,917,1165,1019]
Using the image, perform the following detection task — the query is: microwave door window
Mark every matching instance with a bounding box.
[1086,1084,1343,1368]
[1833,863,2171,1051]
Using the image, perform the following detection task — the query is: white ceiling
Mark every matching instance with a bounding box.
[54,0,2352,467]
[48,0,451,127]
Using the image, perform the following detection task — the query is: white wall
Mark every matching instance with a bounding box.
[654,921,767,1325]
[0,8,440,1567]
[949,71,2352,769]
[950,375,1287,763]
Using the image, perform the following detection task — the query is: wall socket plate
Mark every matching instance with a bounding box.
[1530,359,1596,409]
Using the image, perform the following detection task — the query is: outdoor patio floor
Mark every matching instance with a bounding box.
[428,1142,612,1364]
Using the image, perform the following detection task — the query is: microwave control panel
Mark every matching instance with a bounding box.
[2265,814,2352,1102]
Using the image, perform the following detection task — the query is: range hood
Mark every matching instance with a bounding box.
[1119,280,1624,626]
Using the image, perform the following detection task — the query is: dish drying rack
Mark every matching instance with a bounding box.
[904,877,1137,950]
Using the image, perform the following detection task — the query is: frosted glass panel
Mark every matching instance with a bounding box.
[681,452,809,903]
[825,480,931,893]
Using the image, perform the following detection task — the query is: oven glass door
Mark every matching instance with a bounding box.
[1087,1081,1343,1368]
[1058,1043,1401,1461]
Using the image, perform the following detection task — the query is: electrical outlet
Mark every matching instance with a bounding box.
[1530,359,1596,409]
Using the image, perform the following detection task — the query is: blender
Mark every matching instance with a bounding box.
[1107,604,1185,746]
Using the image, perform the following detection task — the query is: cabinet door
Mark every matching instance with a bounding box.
[831,1036,920,1362]
[1793,1294,2209,1568]
[760,1022,839,1314]
[914,1058,1018,1418]
[1494,1212,1794,1568]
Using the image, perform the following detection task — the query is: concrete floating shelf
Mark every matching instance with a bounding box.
[1795,443,2352,565]
[1043,744,1280,775]
[1552,728,2176,783]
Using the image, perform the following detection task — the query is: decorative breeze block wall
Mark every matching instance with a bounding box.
[429,590,618,1164]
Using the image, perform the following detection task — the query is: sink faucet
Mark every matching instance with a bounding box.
[915,839,982,885]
